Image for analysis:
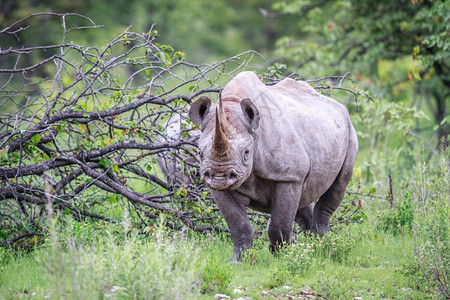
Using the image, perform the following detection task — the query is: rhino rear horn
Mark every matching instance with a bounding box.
[189,96,211,125]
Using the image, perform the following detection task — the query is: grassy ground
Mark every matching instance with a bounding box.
[0,152,448,299]
[0,217,436,299]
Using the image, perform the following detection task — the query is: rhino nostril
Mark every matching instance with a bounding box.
[227,170,238,184]
[203,170,213,182]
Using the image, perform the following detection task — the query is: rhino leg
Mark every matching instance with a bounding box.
[295,203,314,231]
[312,144,357,235]
[268,182,302,251]
[210,190,253,261]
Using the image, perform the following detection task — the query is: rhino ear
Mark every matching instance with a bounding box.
[240,98,259,130]
[189,96,211,125]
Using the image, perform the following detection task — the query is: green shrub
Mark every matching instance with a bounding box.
[266,239,316,287]
[199,256,234,293]
[0,247,12,266]
[413,150,449,298]
[311,226,362,263]
[379,191,414,235]
[267,266,291,288]
[279,240,316,275]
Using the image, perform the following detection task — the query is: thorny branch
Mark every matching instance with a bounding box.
[0,13,265,243]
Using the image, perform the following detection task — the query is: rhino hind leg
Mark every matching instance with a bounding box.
[312,173,350,235]
[295,203,314,231]
[312,146,357,236]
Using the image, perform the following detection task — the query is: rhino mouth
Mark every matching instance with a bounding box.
[202,167,244,190]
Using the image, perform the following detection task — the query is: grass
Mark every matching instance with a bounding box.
[0,219,434,299]
[1,150,447,299]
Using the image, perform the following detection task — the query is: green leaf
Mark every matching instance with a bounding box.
[56,125,64,134]
[109,194,118,204]
[98,157,112,168]
[31,134,41,144]
[25,144,36,155]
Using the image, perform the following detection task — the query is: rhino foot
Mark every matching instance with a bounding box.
[268,237,295,253]
[312,223,330,236]
[268,241,278,253]
[227,256,240,264]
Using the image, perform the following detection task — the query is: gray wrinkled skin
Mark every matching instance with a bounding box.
[189,71,358,261]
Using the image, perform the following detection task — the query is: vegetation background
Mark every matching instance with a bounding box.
[0,0,448,299]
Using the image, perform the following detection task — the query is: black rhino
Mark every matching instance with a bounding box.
[189,71,358,260]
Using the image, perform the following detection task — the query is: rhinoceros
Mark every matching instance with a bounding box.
[189,71,358,260]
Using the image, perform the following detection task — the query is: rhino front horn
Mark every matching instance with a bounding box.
[212,104,230,157]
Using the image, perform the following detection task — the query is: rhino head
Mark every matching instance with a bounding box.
[189,94,260,190]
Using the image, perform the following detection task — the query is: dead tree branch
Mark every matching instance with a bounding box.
[0,13,266,243]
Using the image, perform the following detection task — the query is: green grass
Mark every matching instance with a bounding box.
[0,220,434,299]
[0,251,47,298]
[1,150,447,299]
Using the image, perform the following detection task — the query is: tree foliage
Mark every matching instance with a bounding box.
[271,0,449,145]
[0,0,284,63]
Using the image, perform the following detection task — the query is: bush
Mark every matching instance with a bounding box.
[379,191,414,235]
[312,226,362,263]
[199,256,234,293]
[267,239,316,286]
[0,13,261,243]
[413,149,449,298]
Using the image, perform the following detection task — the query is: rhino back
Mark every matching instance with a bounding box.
[270,78,356,204]
[223,74,354,203]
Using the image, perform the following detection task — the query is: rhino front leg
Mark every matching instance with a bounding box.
[268,182,302,251]
[210,190,253,261]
